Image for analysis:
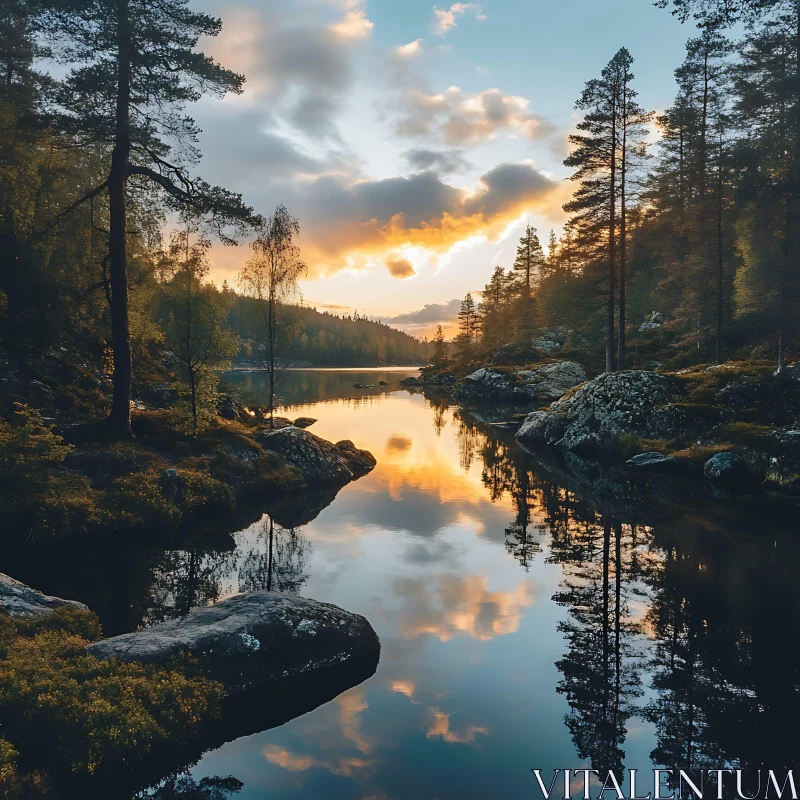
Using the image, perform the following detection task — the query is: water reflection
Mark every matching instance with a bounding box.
[3,377,800,799]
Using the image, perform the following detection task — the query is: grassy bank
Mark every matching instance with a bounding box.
[0,404,303,541]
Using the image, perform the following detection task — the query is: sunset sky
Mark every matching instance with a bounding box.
[193,0,700,336]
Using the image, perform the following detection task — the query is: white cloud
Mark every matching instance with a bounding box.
[331,2,374,40]
[395,38,423,58]
[396,86,554,145]
[433,3,487,36]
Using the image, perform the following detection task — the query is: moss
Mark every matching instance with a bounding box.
[671,402,724,422]
[673,360,775,405]
[617,435,674,461]
[0,609,223,798]
[671,445,727,470]
[711,422,777,454]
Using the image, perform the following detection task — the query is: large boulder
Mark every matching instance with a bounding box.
[260,426,376,484]
[0,574,89,619]
[703,452,749,486]
[454,362,586,404]
[517,361,587,400]
[516,370,683,455]
[87,592,380,695]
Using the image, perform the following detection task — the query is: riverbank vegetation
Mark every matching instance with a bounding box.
[0,607,224,799]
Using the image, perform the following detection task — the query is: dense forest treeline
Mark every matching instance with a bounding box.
[448,0,800,375]
[228,296,431,367]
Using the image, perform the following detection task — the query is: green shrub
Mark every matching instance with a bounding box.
[103,470,181,530]
[0,609,223,798]
[0,407,99,538]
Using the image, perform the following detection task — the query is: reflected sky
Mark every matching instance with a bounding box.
[189,378,661,800]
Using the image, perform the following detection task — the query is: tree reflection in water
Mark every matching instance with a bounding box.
[239,516,311,595]
[456,409,800,785]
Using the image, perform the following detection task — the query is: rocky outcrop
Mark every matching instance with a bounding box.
[703,452,749,486]
[0,574,88,619]
[260,426,376,485]
[516,370,683,455]
[87,592,381,695]
[293,417,317,428]
[453,362,587,405]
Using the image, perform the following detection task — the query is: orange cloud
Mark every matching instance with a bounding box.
[394,573,535,641]
[386,256,417,279]
[294,162,570,279]
[427,710,488,743]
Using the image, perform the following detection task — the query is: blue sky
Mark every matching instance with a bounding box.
[195,0,700,334]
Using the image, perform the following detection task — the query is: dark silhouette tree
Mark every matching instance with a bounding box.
[565,52,624,372]
[41,0,258,437]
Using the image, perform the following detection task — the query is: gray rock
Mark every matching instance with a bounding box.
[703,452,749,485]
[454,361,586,404]
[260,426,376,484]
[293,417,317,428]
[626,452,679,473]
[0,574,89,619]
[516,370,681,455]
[399,376,421,387]
[517,361,587,400]
[87,592,381,694]
[639,311,663,332]
[532,339,561,353]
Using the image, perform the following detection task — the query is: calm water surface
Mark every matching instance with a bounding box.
[10,368,800,799]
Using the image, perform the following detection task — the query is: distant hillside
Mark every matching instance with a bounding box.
[229,297,433,367]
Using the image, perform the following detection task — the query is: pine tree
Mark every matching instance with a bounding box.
[511,225,544,345]
[431,325,447,366]
[565,51,624,372]
[41,0,258,437]
[479,266,513,354]
[455,292,478,362]
[657,0,800,370]
[614,49,653,369]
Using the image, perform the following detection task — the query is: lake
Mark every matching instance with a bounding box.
[10,368,800,799]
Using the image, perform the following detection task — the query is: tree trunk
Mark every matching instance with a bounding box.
[716,135,724,365]
[700,51,709,198]
[618,84,628,371]
[105,0,133,438]
[607,97,617,374]
[267,516,274,592]
[268,292,275,428]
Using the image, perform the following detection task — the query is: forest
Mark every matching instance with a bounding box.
[449,0,800,375]
[229,298,431,367]
[0,0,429,445]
